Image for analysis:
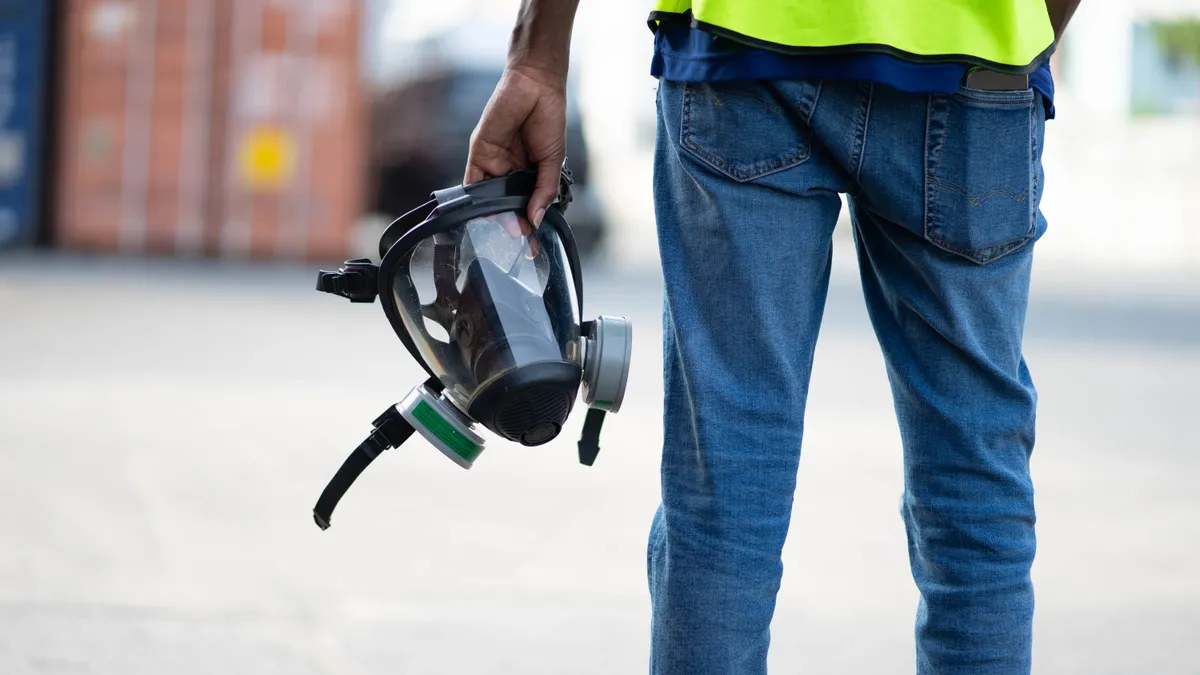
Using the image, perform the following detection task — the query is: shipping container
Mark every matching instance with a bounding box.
[54,0,365,261]
[55,0,218,254]
[209,0,365,261]
[0,0,53,249]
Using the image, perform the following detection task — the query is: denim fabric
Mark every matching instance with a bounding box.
[649,78,1046,674]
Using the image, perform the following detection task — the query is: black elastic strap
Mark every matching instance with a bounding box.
[378,198,438,258]
[313,405,416,530]
[577,407,607,467]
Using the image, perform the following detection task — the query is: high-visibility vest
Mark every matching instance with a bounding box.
[649,0,1055,73]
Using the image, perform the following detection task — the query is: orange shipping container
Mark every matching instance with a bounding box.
[54,0,364,261]
[209,0,364,261]
[56,0,218,255]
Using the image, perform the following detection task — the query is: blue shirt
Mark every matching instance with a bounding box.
[651,20,1056,119]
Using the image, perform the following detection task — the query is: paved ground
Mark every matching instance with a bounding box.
[1,248,1198,674]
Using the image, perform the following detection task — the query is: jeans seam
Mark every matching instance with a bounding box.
[928,96,945,185]
[856,83,874,185]
[924,95,933,245]
[847,82,872,198]
[804,80,823,125]
[1031,92,1041,223]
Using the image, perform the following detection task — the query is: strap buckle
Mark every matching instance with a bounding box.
[556,164,575,212]
[316,258,379,303]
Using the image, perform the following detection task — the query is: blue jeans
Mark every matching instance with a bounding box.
[649,78,1046,674]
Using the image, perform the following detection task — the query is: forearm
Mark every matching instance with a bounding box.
[508,0,581,78]
[1045,0,1083,40]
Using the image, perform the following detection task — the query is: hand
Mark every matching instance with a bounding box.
[465,64,567,228]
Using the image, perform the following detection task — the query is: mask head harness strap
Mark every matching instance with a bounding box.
[311,378,439,530]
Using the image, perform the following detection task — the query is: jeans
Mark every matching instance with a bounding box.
[649,77,1047,674]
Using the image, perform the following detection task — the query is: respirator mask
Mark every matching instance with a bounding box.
[311,166,632,529]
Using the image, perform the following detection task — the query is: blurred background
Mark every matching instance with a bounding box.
[1,0,1199,673]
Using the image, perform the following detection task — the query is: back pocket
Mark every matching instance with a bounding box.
[681,80,814,183]
[925,87,1042,264]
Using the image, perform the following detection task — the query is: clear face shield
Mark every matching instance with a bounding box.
[309,167,632,530]
[392,211,582,445]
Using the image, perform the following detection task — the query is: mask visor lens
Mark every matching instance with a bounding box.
[391,209,581,405]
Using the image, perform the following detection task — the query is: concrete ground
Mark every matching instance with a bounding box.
[1,247,1198,674]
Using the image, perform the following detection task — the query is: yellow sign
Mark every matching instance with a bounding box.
[237,127,296,191]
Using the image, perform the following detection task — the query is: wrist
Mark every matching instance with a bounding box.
[506,50,569,90]
[506,0,577,85]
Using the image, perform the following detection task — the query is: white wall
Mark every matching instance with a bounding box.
[574,0,661,271]
[1039,1,1200,274]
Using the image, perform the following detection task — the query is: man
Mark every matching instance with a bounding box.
[466,1,1082,673]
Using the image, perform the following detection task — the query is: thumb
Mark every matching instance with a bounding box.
[529,158,563,228]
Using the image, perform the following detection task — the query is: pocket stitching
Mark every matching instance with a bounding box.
[699,87,784,115]
[927,228,1033,264]
[680,82,811,183]
[928,96,1034,204]
[923,94,1037,264]
[955,88,1036,105]
[929,176,1028,206]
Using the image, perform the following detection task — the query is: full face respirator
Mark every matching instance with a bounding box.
[311,166,632,529]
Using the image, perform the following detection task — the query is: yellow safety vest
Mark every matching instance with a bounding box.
[650,0,1055,73]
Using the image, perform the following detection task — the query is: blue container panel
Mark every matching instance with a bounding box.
[0,1,50,248]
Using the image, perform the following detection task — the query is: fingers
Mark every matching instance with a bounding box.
[461,66,568,229]
[465,138,526,185]
[463,163,487,186]
[528,157,564,228]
